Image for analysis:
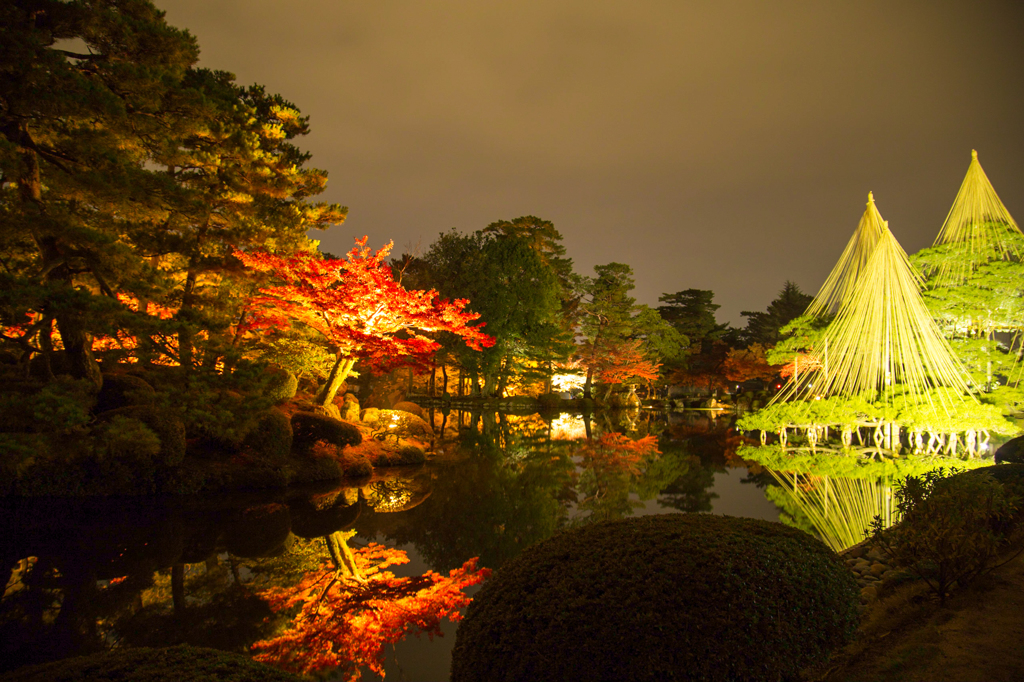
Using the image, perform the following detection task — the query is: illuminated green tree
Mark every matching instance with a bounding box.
[421,227,562,397]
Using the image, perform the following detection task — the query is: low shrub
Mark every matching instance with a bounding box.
[0,376,94,434]
[0,644,303,681]
[94,373,156,414]
[359,409,432,439]
[339,451,372,478]
[291,412,361,452]
[305,441,369,479]
[241,409,293,465]
[347,440,425,467]
[451,514,859,682]
[88,415,163,494]
[96,405,186,467]
[870,467,1020,605]
[392,400,427,420]
[262,366,298,404]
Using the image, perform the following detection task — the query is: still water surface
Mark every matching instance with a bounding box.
[1,409,939,681]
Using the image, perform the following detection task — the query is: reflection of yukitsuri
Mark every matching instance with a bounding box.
[766,470,896,553]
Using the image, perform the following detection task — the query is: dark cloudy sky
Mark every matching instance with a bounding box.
[156,0,1024,325]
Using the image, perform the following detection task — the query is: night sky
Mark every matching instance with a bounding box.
[155,0,1024,325]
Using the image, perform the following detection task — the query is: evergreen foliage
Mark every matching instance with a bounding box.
[657,288,728,347]
[870,467,1021,605]
[451,514,859,682]
[740,280,813,346]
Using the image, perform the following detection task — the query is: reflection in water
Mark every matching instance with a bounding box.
[549,413,587,441]
[763,471,896,552]
[2,408,918,681]
[251,545,488,680]
[573,433,661,522]
[740,441,992,552]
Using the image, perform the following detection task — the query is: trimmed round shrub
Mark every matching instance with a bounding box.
[367,444,426,466]
[359,409,433,439]
[94,373,155,414]
[263,365,298,404]
[392,400,427,420]
[451,514,859,682]
[241,409,293,465]
[995,435,1024,464]
[0,644,303,681]
[96,405,186,467]
[339,451,372,478]
[88,415,163,494]
[291,411,361,452]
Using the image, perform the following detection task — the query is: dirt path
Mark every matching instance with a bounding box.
[808,543,1024,682]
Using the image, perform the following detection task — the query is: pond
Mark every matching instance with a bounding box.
[0,408,979,681]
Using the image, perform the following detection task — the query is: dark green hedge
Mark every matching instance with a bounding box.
[0,645,302,682]
[451,514,859,682]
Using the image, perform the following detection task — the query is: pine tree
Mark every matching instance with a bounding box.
[0,0,200,385]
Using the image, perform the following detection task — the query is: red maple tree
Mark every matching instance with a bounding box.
[587,339,661,401]
[778,353,822,379]
[721,343,779,383]
[235,237,494,405]
[252,543,490,680]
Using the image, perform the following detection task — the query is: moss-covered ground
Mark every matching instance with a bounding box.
[805,532,1024,681]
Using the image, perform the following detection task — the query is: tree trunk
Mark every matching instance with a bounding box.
[602,383,614,403]
[325,530,363,581]
[177,266,199,376]
[171,563,185,617]
[56,306,102,388]
[483,372,498,397]
[496,355,511,398]
[316,356,356,406]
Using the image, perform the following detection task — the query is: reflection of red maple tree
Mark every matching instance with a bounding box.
[235,237,494,406]
[578,433,660,476]
[252,543,490,680]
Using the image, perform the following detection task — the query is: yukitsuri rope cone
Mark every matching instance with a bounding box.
[773,195,974,420]
[805,192,887,318]
[930,149,1023,288]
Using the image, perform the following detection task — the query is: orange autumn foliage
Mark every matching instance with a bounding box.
[577,433,660,476]
[593,339,662,386]
[235,237,494,375]
[779,353,822,379]
[721,343,779,383]
[252,544,489,680]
